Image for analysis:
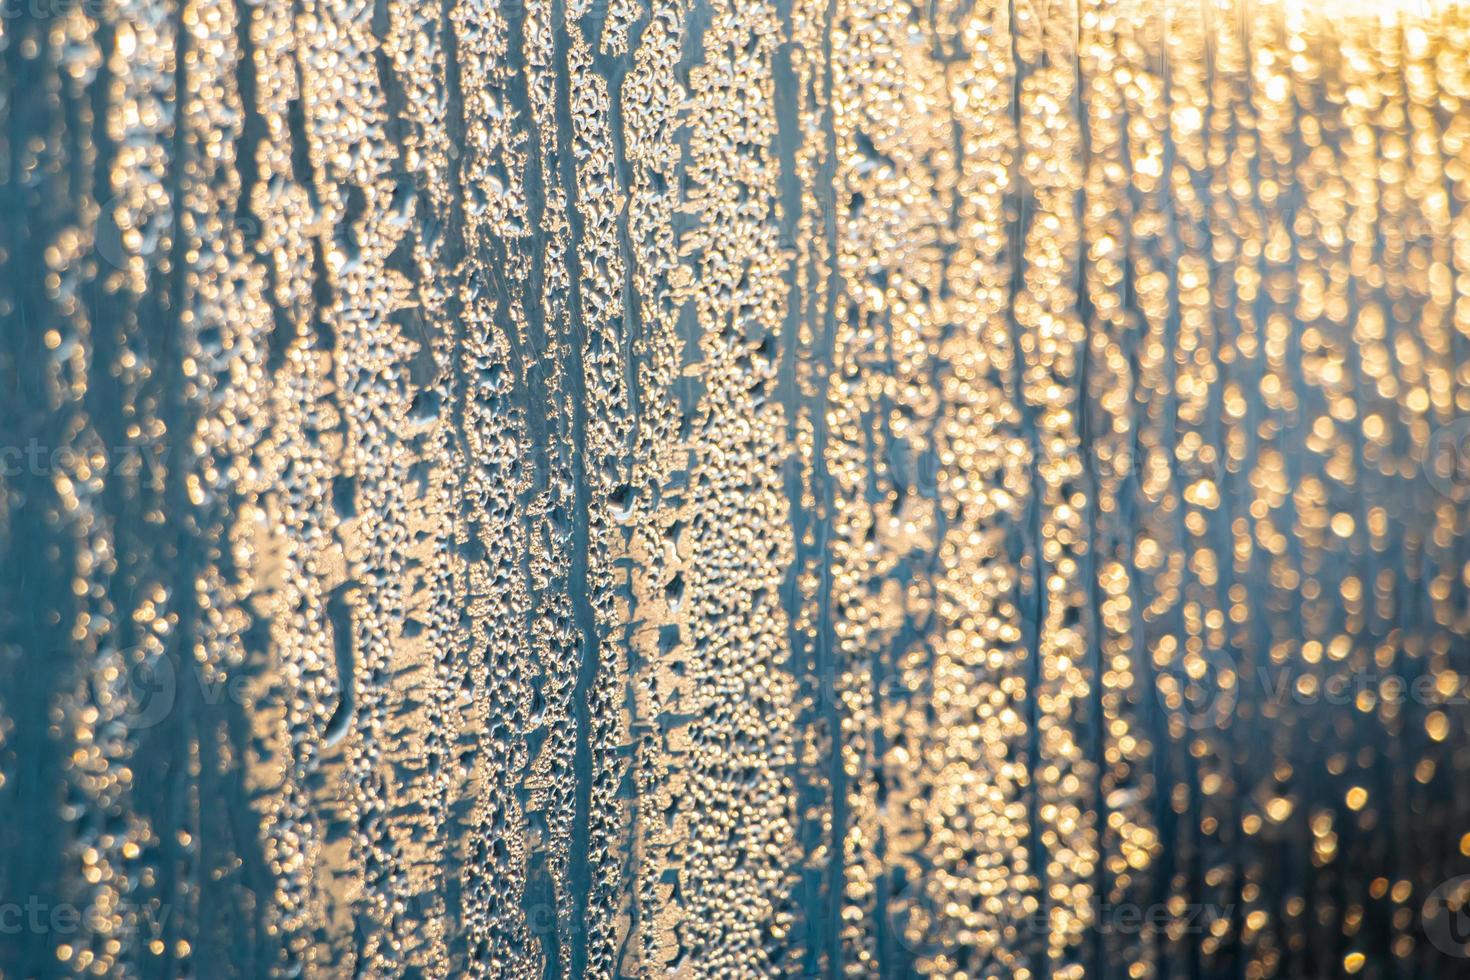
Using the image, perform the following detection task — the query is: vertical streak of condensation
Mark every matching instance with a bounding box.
[53,0,165,974]
[1445,36,1470,945]
[1411,14,1469,968]
[564,13,634,978]
[1287,8,1363,967]
[823,0,880,960]
[1404,0,1457,795]
[291,0,415,966]
[1205,6,1256,971]
[869,37,955,974]
[256,309,336,973]
[678,0,798,967]
[1163,4,1233,970]
[1311,8,1374,966]
[1294,18,1368,958]
[448,0,537,972]
[1013,0,1098,973]
[453,282,535,975]
[834,6,958,971]
[620,0,690,969]
[166,0,268,968]
[380,0,459,969]
[1447,20,1470,814]
[1411,12,1460,917]
[1078,2,1159,976]
[1152,1,1223,963]
[1451,12,1470,426]
[922,2,1036,974]
[1116,6,1192,969]
[824,0,917,969]
[1286,9,1335,967]
[523,0,581,973]
[1244,8,1298,971]
[33,0,145,972]
[248,0,334,961]
[786,0,838,965]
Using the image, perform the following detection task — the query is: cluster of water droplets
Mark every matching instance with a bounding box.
[3,0,1470,978]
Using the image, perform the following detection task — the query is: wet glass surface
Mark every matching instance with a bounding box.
[2,0,1470,976]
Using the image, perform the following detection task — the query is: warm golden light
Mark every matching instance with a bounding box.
[1,0,1468,975]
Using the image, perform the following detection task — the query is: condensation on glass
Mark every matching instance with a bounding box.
[1,0,1469,977]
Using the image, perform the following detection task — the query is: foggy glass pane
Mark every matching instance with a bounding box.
[2,0,1470,976]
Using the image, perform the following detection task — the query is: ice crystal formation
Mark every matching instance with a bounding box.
[3,0,1470,977]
